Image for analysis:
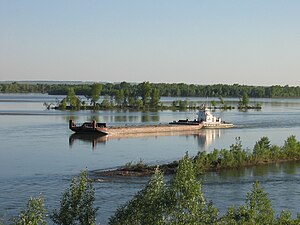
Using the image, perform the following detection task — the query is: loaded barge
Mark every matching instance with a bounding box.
[69,120,203,136]
[69,107,233,136]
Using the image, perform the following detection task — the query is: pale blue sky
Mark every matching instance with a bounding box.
[0,0,299,85]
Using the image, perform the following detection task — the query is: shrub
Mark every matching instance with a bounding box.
[51,170,98,225]
[12,195,47,225]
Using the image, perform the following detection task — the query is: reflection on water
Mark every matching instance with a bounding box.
[2,94,300,224]
[141,112,160,122]
[69,128,222,150]
[195,129,222,150]
[69,133,107,149]
[202,161,300,217]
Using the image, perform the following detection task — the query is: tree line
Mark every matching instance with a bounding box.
[1,81,300,98]
[8,135,300,225]
[51,82,161,110]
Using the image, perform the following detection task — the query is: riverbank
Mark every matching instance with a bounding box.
[91,135,300,178]
[91,157,300,178]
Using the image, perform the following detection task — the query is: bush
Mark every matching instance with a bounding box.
[109,168,166,225]
[11,195,47,225]
[51,170,98,225]
[110,154,219,225]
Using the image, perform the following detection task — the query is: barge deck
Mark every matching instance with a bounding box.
[69,120,203,136]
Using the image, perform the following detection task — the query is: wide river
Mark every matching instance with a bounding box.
[1,94,300,224]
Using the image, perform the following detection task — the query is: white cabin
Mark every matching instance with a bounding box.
[198,108,221,123]
[197,107,233,128]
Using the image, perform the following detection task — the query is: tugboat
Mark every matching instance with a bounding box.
[170,107,233,128]
[198,107,233,128]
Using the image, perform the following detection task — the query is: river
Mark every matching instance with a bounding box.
[1,94,300,224]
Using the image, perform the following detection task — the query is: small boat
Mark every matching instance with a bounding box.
[69,120,108,135]
[170,107,233,128]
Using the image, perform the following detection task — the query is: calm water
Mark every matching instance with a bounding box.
[1,94,300,224]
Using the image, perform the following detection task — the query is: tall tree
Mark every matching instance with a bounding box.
[150,88,160,108]
[67,87,81,110]
[139,81,152,107]
[115,90,125,107]
[109,168,166,225]
[165,153,218,224]
[86,83,102,108]
[241,92,249,107]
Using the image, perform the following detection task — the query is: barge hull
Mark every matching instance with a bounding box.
[107,124,203,136]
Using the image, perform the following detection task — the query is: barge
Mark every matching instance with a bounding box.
[69,119,204,136]
[69,107,233,136]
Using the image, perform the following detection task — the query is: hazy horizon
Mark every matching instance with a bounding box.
[1,1,299,86]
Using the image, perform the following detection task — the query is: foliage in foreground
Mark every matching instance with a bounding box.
[10,136,300,225]
[11,196,47,225]
[51,170,98,225]
[109,154,300,225]
[109,154,218,225]
[11,170,98,225]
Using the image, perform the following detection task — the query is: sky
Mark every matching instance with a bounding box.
[0,0,299,86]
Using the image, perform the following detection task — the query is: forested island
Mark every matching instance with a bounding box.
[94,135,300,177]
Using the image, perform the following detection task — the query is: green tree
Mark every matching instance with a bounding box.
[282,135,300,158]
[211,100,217,108]
[244,181,275,224]
[128,96,137,107]
[221,181,274,224]
[109,154,219,225]
[86,83,102,108]
[100,95,113,109]
[109,168,166,225]
[150,88,160,108]
[275,210,300,224]
[219,96,225,105]
[66,88,81,110]
[136,99,144,109]
[165,153,218,224]
[51,170,98,225]
[178,100,188,110]
[59,98,67,110]
[115,90,125,107]
[139,82,152,107]
[240,92,249,108]
[12,195,47,225]
[228,137,249,168]
[253,136,271,161]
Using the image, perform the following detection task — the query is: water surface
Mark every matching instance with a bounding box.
[1,94,300,224]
